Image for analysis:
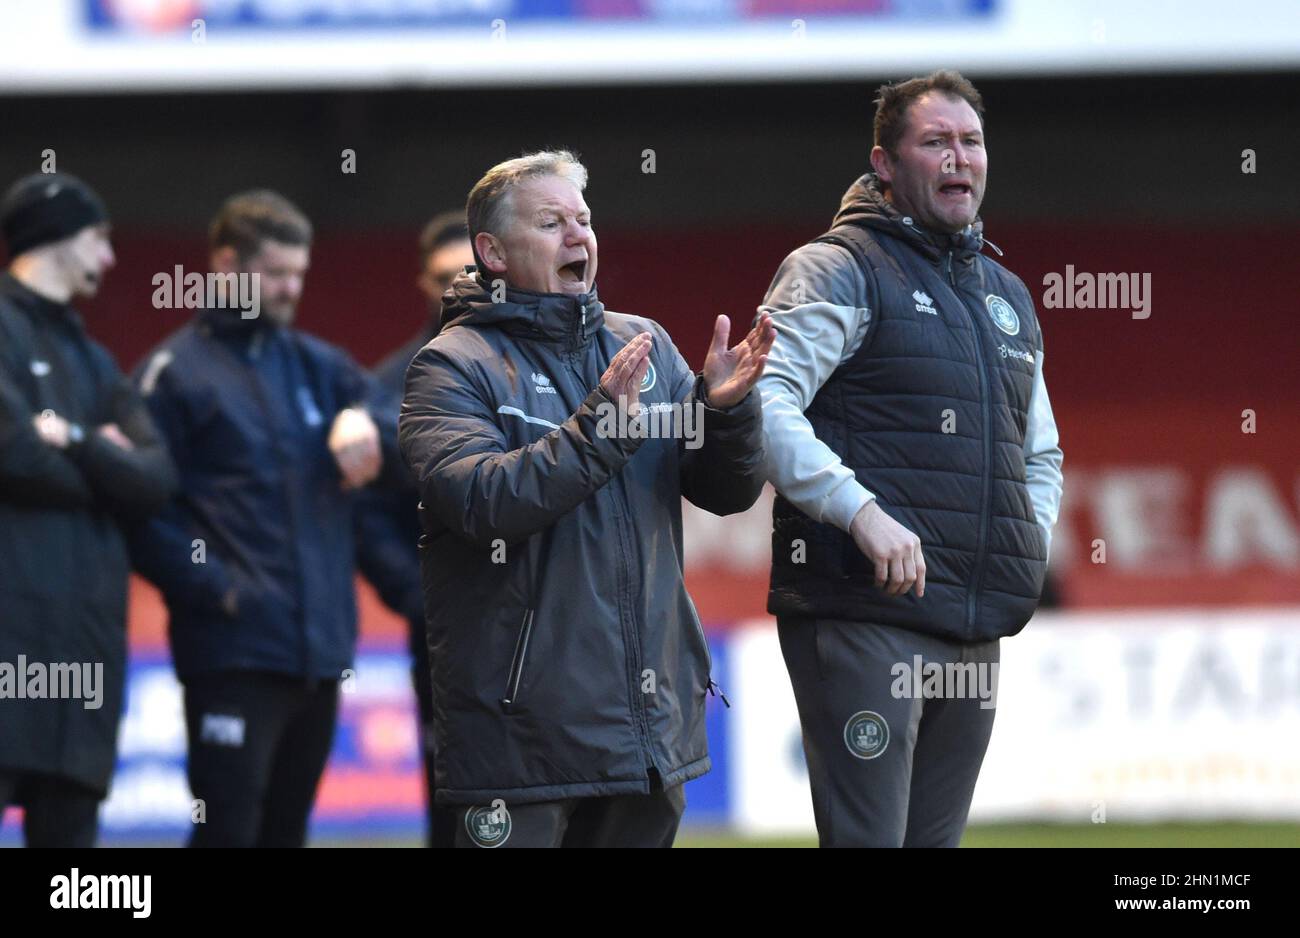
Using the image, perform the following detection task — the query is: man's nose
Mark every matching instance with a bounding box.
[103,244,116,268]
[952,142,971,168]
[564,220,588,242]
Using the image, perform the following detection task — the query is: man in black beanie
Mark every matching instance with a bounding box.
[0,173,179,846]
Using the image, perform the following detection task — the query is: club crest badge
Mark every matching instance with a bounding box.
[985,294,1021,336]
[465,801,511,848]
[843,710,889,760]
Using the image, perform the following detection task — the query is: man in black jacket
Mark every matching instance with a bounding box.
[354,210,472,847]
[757,71,1064,846]
[400,150,775,848]
[0,173,178,847]
[131,190,400,847]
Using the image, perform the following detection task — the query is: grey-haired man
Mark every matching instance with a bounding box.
[400,150,775,848]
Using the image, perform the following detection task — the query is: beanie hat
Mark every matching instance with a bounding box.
[1,173,109,257]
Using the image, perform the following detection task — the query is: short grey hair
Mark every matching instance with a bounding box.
[466,149,588,257]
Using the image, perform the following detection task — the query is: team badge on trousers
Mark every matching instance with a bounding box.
[465,801,512,848]
[843,710,889,760]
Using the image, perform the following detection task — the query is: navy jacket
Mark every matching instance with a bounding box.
[130,310,399,682]
[0,273,177,793]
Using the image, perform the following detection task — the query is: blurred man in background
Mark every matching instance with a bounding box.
[408,212,474,358]
[400,150,773,848]
[130,190,400,847]
[0,173,177,846]
[355,210,472,847]
[757,71,1063,847]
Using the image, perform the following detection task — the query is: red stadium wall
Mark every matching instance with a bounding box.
[90,221,1299,649]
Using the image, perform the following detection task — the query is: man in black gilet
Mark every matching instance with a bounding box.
[756,70,1064,847]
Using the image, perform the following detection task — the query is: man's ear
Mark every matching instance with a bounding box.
[869,145,893,187]
[474,232,507,275]
[210,246,239,274]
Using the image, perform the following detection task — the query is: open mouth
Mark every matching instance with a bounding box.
[557,258,587,285]
[939,182,973,197]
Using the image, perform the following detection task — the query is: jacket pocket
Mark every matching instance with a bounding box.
[499,607,536,714]
[689,608,713,676]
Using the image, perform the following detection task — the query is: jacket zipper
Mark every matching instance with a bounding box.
[679,586,715,676]
[569,343,659,777]
[609,450,658,775]
[707,679,731,708]
[499,506,556,714]
[499,607,535,714]
[690,611,714,674]
[688,607,726,703]
[950,249,993,637]
[233,333,312,677]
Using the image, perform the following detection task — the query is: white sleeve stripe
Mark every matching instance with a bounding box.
[139,349,174,396]
[496,404,562,431]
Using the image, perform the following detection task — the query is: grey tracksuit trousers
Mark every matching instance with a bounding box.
[778,617,999,848]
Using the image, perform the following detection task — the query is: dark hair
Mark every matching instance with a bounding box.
[873,69,985,158]
[418,210,469,266]
[209,189,312,260]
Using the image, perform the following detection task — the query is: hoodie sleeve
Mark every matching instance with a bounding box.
[657,323,766,517]
[399,343,648,548]
[1023,349,1064,557]
[755,241,877,533]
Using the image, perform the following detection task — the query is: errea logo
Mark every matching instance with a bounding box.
[912,290,937,315]
[531,372,557,395]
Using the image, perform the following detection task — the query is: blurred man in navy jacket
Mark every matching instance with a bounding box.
[131,190,400,847]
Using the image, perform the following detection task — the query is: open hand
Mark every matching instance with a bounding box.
[600,331,653,412]
[702,312,775,409]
